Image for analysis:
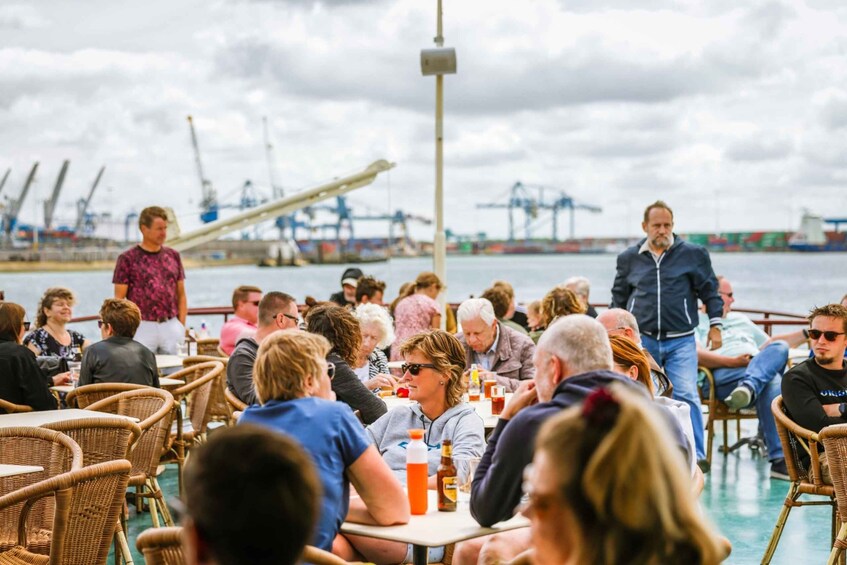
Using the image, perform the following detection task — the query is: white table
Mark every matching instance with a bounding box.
[0,409,139,428]
[0,464,43,478]
[156,355,184,369]
[341,490,528,565]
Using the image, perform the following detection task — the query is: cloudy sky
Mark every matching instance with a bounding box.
[2,0,847,242]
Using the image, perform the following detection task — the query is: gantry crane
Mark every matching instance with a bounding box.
[187,115,218,223]
[2,162,39,239]
[476,182,602,242]
[43,160,69,230]
[0,168,10,199]
[74,166,105,235]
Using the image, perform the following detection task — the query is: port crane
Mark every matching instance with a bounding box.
[476,182,602,242]
[187,115,218,224]
[2,162,39,240]
[74,166,105,236]
[0,168,10,199]
[43,160,70,230]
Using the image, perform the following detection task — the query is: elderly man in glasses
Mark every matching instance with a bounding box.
[219,285,263,356]
[226,291,301,406]
[695,276,809,480]
[783,304,847,436]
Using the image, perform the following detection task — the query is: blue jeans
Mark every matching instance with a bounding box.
[643,334,705,460]
[711,341,788,461]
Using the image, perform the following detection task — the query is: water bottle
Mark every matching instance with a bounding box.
[406,429,428,515]
[198,321,209,339]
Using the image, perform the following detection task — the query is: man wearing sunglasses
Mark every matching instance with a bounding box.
[220,285,263,355]
[783,304,847,435]
[695,276,809,480]
[227,292,300,406]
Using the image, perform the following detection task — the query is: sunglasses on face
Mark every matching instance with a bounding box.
[97,320,106,328]
[22,321,30,331]
[248,300,261,306]
[809,329,846,342]
[720,291,734,298]
[402,363,438,376]
[327,362,336,381]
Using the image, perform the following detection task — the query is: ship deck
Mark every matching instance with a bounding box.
[114,418,830,564]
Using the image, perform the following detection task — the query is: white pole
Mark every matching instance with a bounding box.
[433,0,447,329]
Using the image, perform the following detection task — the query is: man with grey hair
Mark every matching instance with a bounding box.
[226,292,300,405]
[563,275,598,318]
[469,315,640,528]
[456,297,536,391]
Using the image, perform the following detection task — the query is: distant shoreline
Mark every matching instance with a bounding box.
[0,257,258,273]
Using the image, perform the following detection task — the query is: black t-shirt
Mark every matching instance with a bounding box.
[782,358,847,433]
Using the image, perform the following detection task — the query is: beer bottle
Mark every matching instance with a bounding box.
[437,439,457,512]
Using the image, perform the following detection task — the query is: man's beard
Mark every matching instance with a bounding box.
[650,235,670,249]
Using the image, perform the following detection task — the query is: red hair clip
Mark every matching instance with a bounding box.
[581,387,620,428]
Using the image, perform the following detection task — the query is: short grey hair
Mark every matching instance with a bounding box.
[599,308,641,340]
[457,298,496,326]
[537,315,613,375]
[355,303,395,349]
[563,276,591,299]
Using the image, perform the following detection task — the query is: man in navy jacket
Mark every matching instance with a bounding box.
[611,200,723,468]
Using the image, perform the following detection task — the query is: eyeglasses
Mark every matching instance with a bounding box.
[22,321,30,331]
[809,329,846,342]
[401,363,438,376]
[277,312,302,324]
[97,320,106,328]
[248,300,261,306]
[518,464,561,516]
[719,291,734,298]
[327,362,336,381]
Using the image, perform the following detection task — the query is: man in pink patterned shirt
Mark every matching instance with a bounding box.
[219,285,263,355]
[113,206,187,355]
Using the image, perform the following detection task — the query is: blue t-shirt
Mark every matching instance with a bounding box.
[239,397,370,551]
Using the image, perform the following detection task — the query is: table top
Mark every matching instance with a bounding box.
[0,408,139,428]
[382,395,511,429]
[340,490,528,547]
[156,355,184,369]
[0,464,43,478]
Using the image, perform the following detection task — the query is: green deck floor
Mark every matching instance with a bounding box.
[120,420,835,564]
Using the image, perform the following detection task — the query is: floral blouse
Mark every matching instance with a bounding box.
[23,327,86,360]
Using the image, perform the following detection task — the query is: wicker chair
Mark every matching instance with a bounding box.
[195,337,222,358]
[698,366,760,465]
[762,396,836,563]
[161,361,224,494]
[42,417,143,565]
[224,388,247,413]
[819,424,847,565]
[136,527,184,565]
[65,383,145,409]
[85,389,176,529]
[0,459,131,565]
[180,356,231,425]
[0,399,33,414]
[0,427,83,556]
[134,528,358,565]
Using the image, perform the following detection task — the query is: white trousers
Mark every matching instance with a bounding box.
[135,318,184,355]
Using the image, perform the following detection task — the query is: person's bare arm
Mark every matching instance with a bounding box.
[764,329,808,349]
[176,280,187,326]
[696,346,750,369]
[114,284,128,299]
[707,326,722,350]
[346,445,410,525]
[430,313,442,330]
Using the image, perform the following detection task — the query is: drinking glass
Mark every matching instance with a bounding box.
[483,378,497,399]
[454,456,481,508]
[176,342,189,357]
[68,362,81,388]
[491,385,505,416]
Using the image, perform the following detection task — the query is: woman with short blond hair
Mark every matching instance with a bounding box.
[240,331,409,560]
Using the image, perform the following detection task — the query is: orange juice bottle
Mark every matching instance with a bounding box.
[406,429,428,515]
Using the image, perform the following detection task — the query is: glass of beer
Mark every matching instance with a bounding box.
[491,385,505,416]
[483,378,497,399]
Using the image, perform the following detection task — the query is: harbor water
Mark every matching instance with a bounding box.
[1,252,844,337]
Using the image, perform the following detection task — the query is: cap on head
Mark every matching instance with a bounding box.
[341,268,364,287]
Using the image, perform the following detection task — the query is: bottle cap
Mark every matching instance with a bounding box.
[408,429,425,440]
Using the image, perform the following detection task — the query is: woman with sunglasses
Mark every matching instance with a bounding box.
[350,330,485,563]
[24,287,90,360]
[0,301,58,411]
[240,331,409,558]
[306,304,387,425]
[519,385,724,565]
[79,298,159,387]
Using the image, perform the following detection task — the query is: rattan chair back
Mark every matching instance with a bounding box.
[0,459,131,565]
[170,361,224,435]
[820,424,847,563]
[179,356,230,423]
[43,417,142,467]
[0,399,34,414]
[85,389,174,482]
[65,383,146,409]
[136,526,185,565]
[0,427,83,554]
[224,387,247,412]
[195,337,222,358]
